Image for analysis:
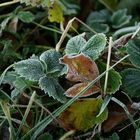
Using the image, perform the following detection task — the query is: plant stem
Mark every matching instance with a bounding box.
[0,101,16,140]
[113,25,140,39]
[0,64,15,86]
[55,17,97,52]
[22,93,59,124]
[0,116,22,125]
[0,13,10,19]
[75,17,97,34]
[0,0,20,7]
[111,97,138,129]
[59,130,75,140]
[56,17,75,52]
[32,21,66,36]
[103,37,112,95]
[132,25,140,38]
[16,91,36,139]
[0,89,24,121]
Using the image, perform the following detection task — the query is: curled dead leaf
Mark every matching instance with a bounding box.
[59,54,99,82]
[59,54,100,97]
[65,83,100,97]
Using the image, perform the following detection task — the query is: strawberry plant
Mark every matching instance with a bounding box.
[1,0,140,140]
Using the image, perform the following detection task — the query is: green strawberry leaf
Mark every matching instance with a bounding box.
[39,76,67,103]
[126,37,140,68]
[136,128,140,140]
[65,33,86,55]
[122,68,140,98]
[14,59,45,81]
[17,11,35,23]
[111,9,131,28]
[88,22,109,33]
[40,49,64,76]
[98,61,122,94]
[82,34,107,60]
[86,10,110,24]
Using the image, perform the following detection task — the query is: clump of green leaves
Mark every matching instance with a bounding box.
[122,36,140,97]
[14,49,67,102]
[82,8,132,36]
[1,0,140,139]
[65,33,107,60]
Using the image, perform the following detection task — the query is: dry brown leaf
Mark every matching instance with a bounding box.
[59,54,100,97]
[102,102,135,132]
[65,83,100,97]
[60,54,99,82]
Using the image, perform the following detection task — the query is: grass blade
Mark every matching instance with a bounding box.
[97,95,111,117]
[111,97,137,129]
